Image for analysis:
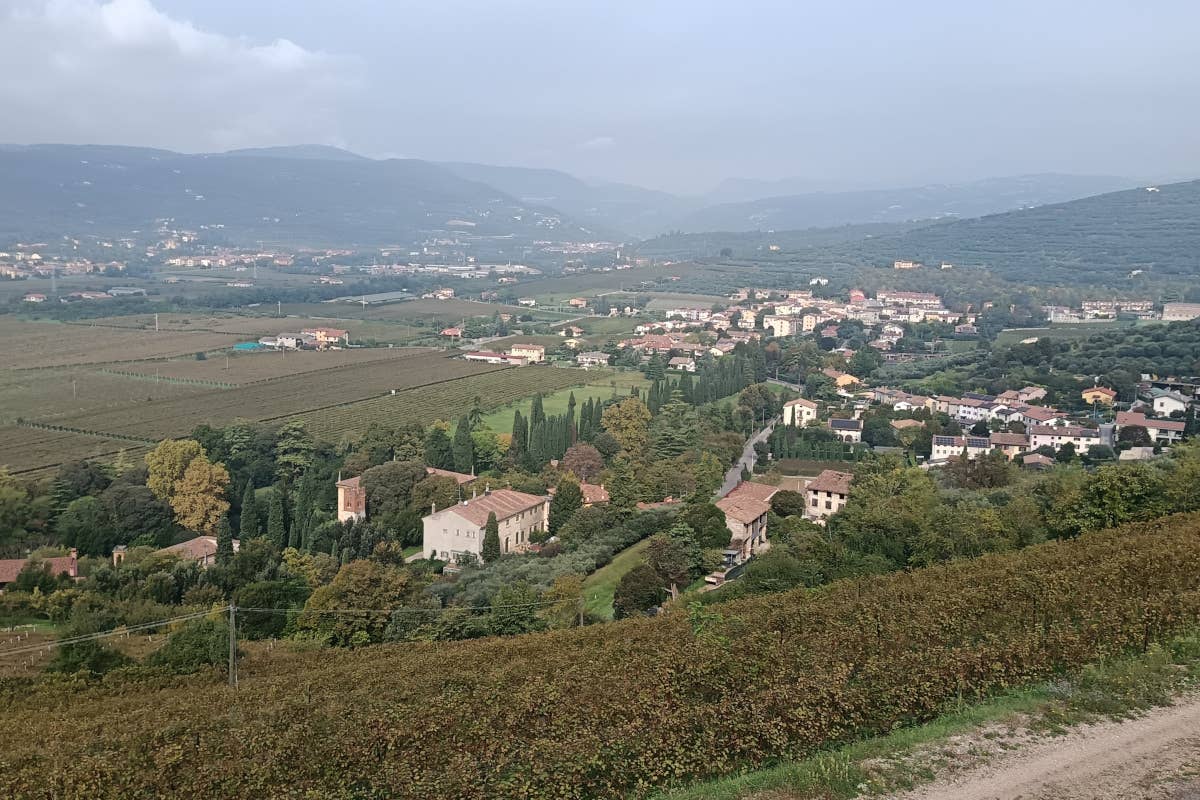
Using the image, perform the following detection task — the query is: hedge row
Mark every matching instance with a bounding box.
[2,514,1199,799]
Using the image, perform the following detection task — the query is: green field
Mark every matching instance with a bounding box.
[478,371,645,430]
[582,537,652,620]
[993,320,1143,346]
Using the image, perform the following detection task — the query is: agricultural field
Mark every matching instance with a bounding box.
[77,312,426,345]
[643,292,729,311]
[0,319,241,369]
[993,320,1142,347]
[0,425,148,477]
[51,352,500,440]
[298,367,597,444]
[0,368,211,424]
[515,262,723,303]
[478,371,642,430]
[107,346,435,386]
[280,297,569,325]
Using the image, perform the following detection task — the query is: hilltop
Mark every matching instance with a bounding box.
[0,144,599,246]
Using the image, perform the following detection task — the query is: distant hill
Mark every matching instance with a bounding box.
[438,161,698,238]
[0,144,599,246]
[844,178,1200,282]
[677,174,1139,233]
[222,144,369,162]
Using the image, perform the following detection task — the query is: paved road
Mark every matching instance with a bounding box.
[717,419,776,498]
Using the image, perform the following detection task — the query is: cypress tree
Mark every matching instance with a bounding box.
[423,426,454,470]
[452,415,474,473]
[567,392,577,444]
[481,512,501,562]
[267,489,287,549]
[239,484,261,539]
[215,514,234,565]
[530,394,545,427]
[548,478,583,534]
[510,410,527,464]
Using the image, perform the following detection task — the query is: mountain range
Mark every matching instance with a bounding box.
[0,143,1156,245]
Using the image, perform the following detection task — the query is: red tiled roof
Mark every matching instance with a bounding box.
[425,467,477,485]
[806,469,854,495]
[784,397,817,408]
[157,536,223,561]
[725,481,779,503]
[336,475,361,489]
[580,482,610,504]
[432,489,546,527]
[715,494,771,524]
[0,554,77,585]
[989,432,1029,446]
[1116,411,1186,432]
[1028,425,1100,438]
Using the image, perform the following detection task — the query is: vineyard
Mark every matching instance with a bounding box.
[0,319,241,369]
[0,425,148,476]
[50,353,502,440]
[77,313,426,345]
[1,514,1197,799]
[0,368,210,424]
[105,346,437,385]
[298,366,600,442]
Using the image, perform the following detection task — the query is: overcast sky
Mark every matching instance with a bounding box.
[2,0,1198,193]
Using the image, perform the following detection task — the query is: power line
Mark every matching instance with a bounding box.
[0,608,220,658]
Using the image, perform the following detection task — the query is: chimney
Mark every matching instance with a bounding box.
[431,501,437,514]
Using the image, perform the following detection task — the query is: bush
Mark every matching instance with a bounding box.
[148,618,230,674]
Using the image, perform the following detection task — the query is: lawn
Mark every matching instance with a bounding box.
[477,371,646,431]
[582,537,652,620]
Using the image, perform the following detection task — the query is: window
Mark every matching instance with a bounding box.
[811,497,818,507]
[825,500,832,510]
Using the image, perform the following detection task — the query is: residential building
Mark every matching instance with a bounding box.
[989,432,1030,458]
[575,351,611,368]
[804,470,853,521]
[1162,302,1200,322]
[1115,411,1186,444]
[1028,425,1102,454]
[716,482,777,566]
[1150,389,1190,417]
[890,418,924,432]
[782,397,818,427]
[667,356,696,372]
[517,297,537,306]
[22,293,46,303]
[301,327,349,347]
[821,368,861,390]
[1081,386,1117,405]
[508,344,546,363]
[1022,453,1055,469]
[156,536,239,568]
[579,483,610,506]
[422,489,549,563]
[0,549,78,591]
[440,327,463,339]
[336,475,367,522]
[764,315,798,337]
[828,418,863,443]
[568,297,589,308]
[893,260,921,270]
[1021,406,1065,427]
[930,435,992,462]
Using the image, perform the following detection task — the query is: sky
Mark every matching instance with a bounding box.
[1,0,1198,194]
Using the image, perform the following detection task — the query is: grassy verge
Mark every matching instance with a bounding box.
[654,630,1200,800]
[582,537,653,620]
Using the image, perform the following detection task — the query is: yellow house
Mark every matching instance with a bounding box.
[1081,386,1117,405]
[821,368,862,389]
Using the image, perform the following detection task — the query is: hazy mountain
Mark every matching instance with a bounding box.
[841,178,1200,282]
[223,144,369,161]
[439,161,698,238]
[678,174,1140,233]
[0,144,599,246]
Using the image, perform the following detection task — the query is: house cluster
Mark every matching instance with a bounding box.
[462,343,546,366]
[2,251,127,281]
[22,287,146,303]
[1042,299,1192,323]
[258,327,349,350]
[0,549,80,592]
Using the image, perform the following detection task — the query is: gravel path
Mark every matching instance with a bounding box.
[896,698,1200,800]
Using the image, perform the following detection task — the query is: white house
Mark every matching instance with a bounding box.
[1028,425,1102,454]
[421,489,548,563]
[783,397,818,427]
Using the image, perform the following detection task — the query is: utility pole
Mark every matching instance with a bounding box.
[154,312,159,332]
[228,604,238,687]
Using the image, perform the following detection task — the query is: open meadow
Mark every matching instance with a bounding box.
[297,366,598,444]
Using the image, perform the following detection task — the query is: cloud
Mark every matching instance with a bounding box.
[0,0,363,151]
[578,135,616,151]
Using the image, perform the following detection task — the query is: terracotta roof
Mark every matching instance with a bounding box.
[425,467,477,485]
[1021,407,1061,422]
[890,419,923,430]
[1023,454,1055,466]
[1116,411,1186,432]
[157,536,238,562]
[784,397,818,408]
[806,469,854,495]
[725,481,779,503]
[0,553,77,585]
[580,482,610,504]
[989,432,1029,446]
[429,489,546,527]
[716,494,772,525]
[1083,386,1117,397]
[1028,425,1101,438]
[336,475,361,489]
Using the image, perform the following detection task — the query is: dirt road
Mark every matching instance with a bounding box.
[897,698,1200,800]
